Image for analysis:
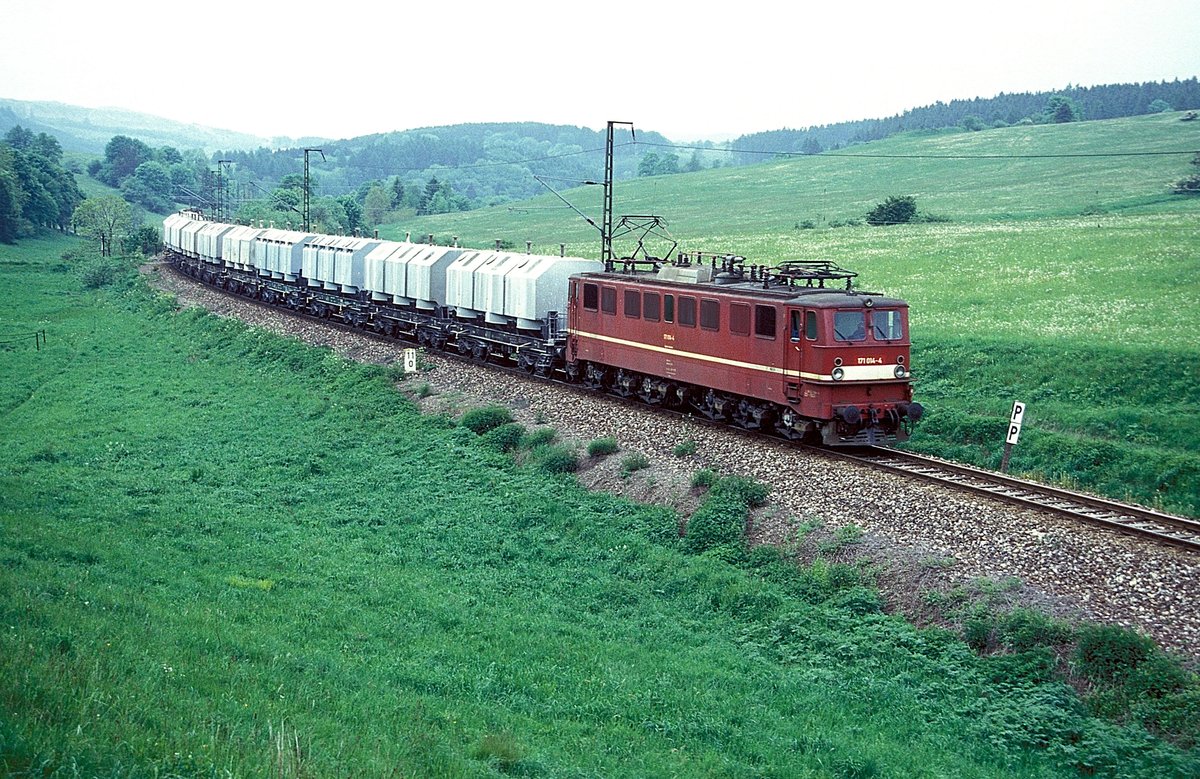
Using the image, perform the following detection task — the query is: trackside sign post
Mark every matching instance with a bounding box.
[403,348,418,374]
[1000,400,1026,473]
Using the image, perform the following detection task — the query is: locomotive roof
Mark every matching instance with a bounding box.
[576,270,907,308]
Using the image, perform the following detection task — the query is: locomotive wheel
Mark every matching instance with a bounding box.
[613,369,639,397]
[583,362,607,390]
[732,399,772,430]
[696,389,733,422]
[637,377,669,406]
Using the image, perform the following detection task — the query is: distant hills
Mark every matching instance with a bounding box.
[3,78,1197,221]
[6,78,1198,165]
[0,98,297,155]
[729,78,1200,158]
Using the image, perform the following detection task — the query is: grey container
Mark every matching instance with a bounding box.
[196,222,237,264]
[363,240,423,302]
[302,235,380,292]
[406,244,465,310]
[255,228,317,280]
[223,225,264,270]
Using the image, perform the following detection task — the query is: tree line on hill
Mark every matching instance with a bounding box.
[79,79,1200,235]
[212,123,668,225]
[728,78,1200,160]
[0,127,168,252]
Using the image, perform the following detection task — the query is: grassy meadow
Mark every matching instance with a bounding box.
[2,233,1198,776]
[394,113,1200,515]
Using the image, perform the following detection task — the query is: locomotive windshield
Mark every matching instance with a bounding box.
[872,309,904,341]
[833,311,866,341]
[833,309,905,342]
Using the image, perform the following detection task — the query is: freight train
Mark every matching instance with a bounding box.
[161,212,923,445]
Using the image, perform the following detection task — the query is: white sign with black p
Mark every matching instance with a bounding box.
[1006,401,1026,446]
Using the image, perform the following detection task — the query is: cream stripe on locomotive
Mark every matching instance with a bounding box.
[568,330,906,382]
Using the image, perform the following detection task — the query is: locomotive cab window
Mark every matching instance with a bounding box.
[754,305,776,339]
[601,286,617,315]
[834,310,866,341]
[624,289,641,319]
[643,292,660,322]
[789,311,801,342]
[582,283,599,311]
[805,310,818,340]
[872,309,903,341]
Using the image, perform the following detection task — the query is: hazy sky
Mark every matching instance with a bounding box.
[3,0,1197,142]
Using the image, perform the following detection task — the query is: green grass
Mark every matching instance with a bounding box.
[386,113,1200,251]
[393,114,1200,515]
[2,233,1197,776]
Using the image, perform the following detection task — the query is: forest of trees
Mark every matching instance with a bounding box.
[86,135,212,214]
[214,123,669,221]
[0,126,83,243]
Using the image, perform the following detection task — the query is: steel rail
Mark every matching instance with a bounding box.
[829,447,1200,553]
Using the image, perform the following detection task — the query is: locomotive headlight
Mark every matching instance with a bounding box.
[894,365,908,379]
[831,367,845,381]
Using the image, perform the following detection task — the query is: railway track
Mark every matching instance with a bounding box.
[830,447,1200,553]
[158,259,1200,555]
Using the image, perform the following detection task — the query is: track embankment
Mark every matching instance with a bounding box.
[147,262,1200,660]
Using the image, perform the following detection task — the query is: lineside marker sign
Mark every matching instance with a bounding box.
[1000,400,1026,472]
[403,348,418,374]
[1007,401,1026,445]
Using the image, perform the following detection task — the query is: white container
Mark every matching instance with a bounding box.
[255,229,316,280]
[407,245,464,310]
[507,255,603,329]
[446,250,499,319]
[364,241,422,302]
[196,222,237,263]
[223,225,264,270]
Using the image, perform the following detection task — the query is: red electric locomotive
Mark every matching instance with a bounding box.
[566,257,923,445]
